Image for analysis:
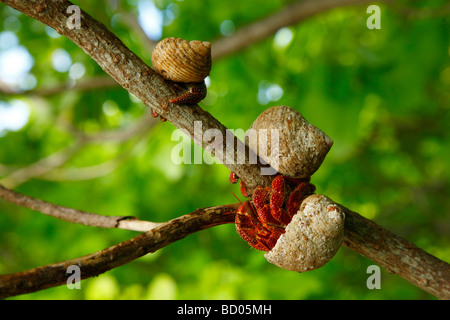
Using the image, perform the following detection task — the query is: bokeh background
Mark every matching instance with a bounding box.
[0,0,449,299]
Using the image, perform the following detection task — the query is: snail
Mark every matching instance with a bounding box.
[264,194,344,272]
[151,37,211,120]
[233,105,343,272]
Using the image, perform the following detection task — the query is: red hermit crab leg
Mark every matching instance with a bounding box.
[228,172,249,198]
[235,201,278,251]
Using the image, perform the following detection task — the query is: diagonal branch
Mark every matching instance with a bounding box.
[0,141,84,188]
[1,0,270,193]
[1,182,448,298]
[341,205,450,299]
[0,0,379,104]
[212,0,378,59]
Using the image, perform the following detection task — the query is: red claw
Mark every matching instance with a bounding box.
[170,82,207,105]
[229,172,249,198]
[235,201,283,251]
[229,172,239,184]
[240,181,249,198]
[150,109,167,122]
[235,175,315,251]
[150,81,207,122]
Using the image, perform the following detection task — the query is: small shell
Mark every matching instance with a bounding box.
[246,106,333,178]
[264,194,345,273]
[152,37,211,83]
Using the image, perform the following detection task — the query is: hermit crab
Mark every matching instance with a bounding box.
[235,174,315,251]
[231,106,345,272]
[151,37,211,120]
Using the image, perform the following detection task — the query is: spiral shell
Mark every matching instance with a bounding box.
[151,37,211,83]
[264,194,345,273]
[246,106,333,179]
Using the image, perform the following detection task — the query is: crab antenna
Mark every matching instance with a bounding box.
[231,191,243,204]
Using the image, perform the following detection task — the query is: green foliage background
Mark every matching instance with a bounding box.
[0,0,448,299]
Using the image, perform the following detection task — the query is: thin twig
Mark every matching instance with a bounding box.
[211,0,378,59]
[28,76,118,96]
[2,182,449,299]
[0,184,162,231]
[0,113,156,187]
[0,141,84,188]
[0,0,376,99]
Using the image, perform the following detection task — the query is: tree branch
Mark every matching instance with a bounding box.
[1,0,378,102]
[0,114,156,188]
[0,141,84,188]
[2,183,449,298]
[0,184,163,231]
[1,0,269,192]
[0,203,238,299]
[341,205,450,299]
[212,0,378,59]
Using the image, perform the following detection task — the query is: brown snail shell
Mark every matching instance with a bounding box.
[264,194,345,273]
[246,105,333,178]
[151,37,211,83]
